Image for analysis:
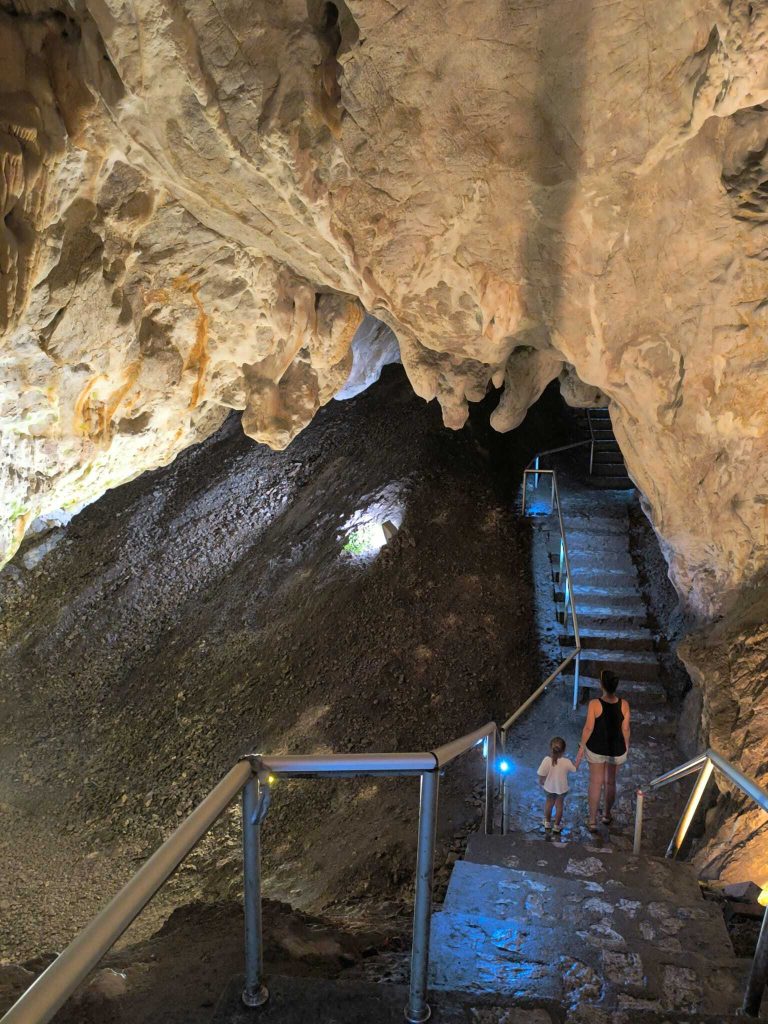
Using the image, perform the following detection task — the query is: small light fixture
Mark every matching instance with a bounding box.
[759,886,768,908]
[498,759,511,774]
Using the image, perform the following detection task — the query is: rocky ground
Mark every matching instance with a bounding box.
[0,369,576,1018]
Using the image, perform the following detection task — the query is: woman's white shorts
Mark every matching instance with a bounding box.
[586,749,627,766]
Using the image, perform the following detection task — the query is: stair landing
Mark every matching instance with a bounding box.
[429,834,747,1019]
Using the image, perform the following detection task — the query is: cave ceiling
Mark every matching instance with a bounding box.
[1,0,767,619]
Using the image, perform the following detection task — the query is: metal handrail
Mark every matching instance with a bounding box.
[519,466,582,706]
[633,748,768,1017]
[524,438,592,471]
[499,447,586,832]
[586,409,596,475]
[1,723,497,1024]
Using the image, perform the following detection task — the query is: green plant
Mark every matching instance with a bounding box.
[343,523,381,555]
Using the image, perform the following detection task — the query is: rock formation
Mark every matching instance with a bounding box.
[1,0,767,871]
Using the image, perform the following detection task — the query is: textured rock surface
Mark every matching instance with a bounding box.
[1,0,768,622]
[679,584,768,886]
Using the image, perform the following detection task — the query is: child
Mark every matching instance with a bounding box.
[537,736,577,834]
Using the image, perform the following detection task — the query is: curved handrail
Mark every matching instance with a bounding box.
[1,724,498,1024]
[649,749,768,810]
[634,748,768,1017]
[524,439,591,470]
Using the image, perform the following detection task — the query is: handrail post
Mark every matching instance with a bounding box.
[405,769,439,1024]
[242,775,269,1008]
[742,903,768,1017]
[484,730,496,835]
[559,538,565,583]
[521,470,527,515]
[633,789,644,855]
[572,650,581,710]
[666,758,714,859]
[500,728,507,835]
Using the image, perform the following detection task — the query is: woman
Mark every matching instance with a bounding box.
[574,669,630,832]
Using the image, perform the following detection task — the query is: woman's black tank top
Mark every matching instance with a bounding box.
[587,698,626,757]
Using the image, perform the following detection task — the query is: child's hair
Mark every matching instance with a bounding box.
[549,736,566,765]
[601,669,620,694]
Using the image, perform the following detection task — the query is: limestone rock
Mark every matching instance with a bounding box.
[335,314,400,400]
[678,584,768,886]
[1,0,768,628]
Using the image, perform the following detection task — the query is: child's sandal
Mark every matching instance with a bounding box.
[553,824,563,834]
[601,815,613,825]
[587,820,600,833]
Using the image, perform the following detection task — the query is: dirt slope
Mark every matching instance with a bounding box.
[0,369,571,963]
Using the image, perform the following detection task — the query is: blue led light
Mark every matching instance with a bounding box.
[498,759,510,774]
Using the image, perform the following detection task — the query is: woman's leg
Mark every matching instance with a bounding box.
[554,795,565,826]
[588,762,604,824]
[604,764,618,817]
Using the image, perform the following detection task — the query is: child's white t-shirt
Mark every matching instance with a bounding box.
[537,755,576,795]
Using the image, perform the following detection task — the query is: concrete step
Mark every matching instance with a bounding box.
[551,565,639,585]
[593,450,626,464]
[559,628,657,652]
[565,649,660,682]
[465,835,704,901]
[569,600,649,623]
[577,674,668,706]
[561,515,627,532]
[556,533,632,553]
[578,611,653,631]
[587,478,635,490]
[431,904,740,1015]
[592,468,630,480]
[443,860,731,955]
[564,585,643,601]
[429,841,742,1015]
[560,599,648,620]
[568,552,635,572]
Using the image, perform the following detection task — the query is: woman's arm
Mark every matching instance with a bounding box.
[574,700,597,768]
[622,699,631,752]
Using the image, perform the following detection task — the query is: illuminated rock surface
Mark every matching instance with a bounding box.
[1,0,767,626]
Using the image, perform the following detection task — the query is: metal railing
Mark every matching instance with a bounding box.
[1,723,498,1024]
[498,445,586,832]
[586,409,597,474]
[634,749,768,1017]
[520,445,585,711]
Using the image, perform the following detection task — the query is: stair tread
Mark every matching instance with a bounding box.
[442,861,731,951]
[430,908,742,1014]
[464,836,701,895]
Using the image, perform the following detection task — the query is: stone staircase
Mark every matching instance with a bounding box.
[579,407,633,489]
[555,493,671,713]
[429,833,745,1019]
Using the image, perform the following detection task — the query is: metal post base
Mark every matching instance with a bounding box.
[242,984,269,1009]
[404,1005,431,1023]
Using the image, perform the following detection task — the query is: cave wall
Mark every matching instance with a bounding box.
[1,0,767,627]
